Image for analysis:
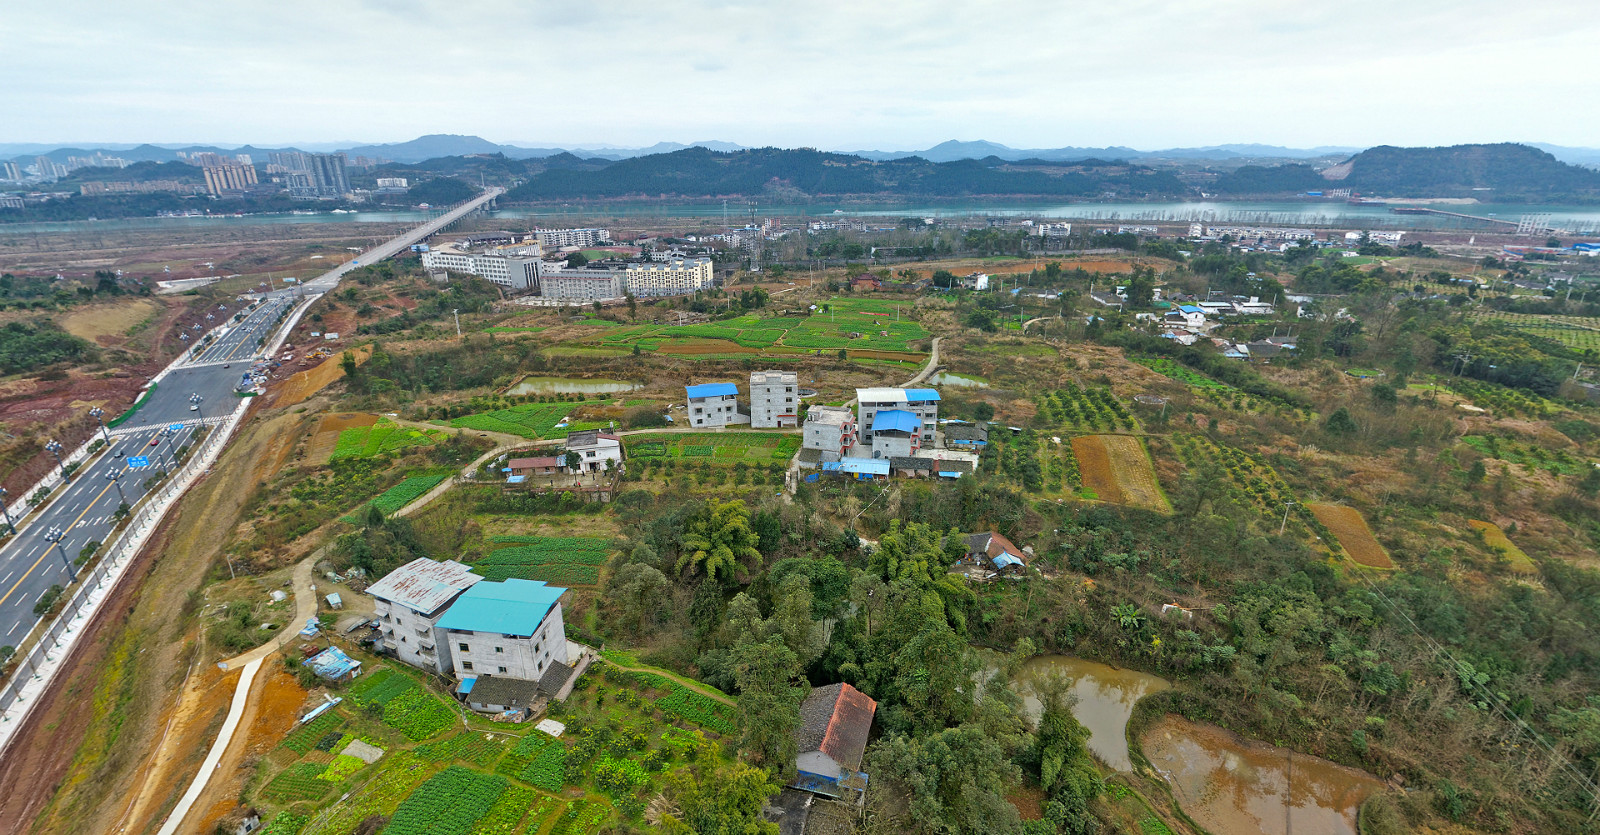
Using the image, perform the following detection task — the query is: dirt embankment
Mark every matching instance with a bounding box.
[0,406,309,835]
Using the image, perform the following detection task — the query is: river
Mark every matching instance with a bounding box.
[5,200,1600,236]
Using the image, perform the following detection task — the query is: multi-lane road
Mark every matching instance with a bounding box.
[0,188,503,648]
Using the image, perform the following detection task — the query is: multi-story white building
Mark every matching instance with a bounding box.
[621,258,714,297]
[803,406,856,461]
[534,227,612,248]
[368,558,483,675]
[855,387,939,447]
[536,268,625,302]
[420,247,539,291]
[868,410,923,459]
[435,578,569,683]
[686,382,748,427]
[750,369,799,428]
[376,177,409,189]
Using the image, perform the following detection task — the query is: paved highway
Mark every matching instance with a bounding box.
[0,188,503,650]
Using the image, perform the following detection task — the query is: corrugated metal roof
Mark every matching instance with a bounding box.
[686,382,738,398]
[365,558,482,615]
[870,409,922,434]
[834,457,890,475]
[436,578,566,636]
[903,388,941,402]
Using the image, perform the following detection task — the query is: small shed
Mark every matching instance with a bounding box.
[462,676,544,716]
[306,647,362,682]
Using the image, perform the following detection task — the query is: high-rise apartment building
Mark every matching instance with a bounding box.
[202,162,259,195]
[1,162,20,181]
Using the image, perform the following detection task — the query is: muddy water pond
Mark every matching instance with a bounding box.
[927,371,989,387]
[505,376,639,395]
[1141,716,1383,835]
[1014,656,1170,772]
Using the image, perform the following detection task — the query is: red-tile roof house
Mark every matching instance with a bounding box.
[794,683,877,798]
[507,455,565,476]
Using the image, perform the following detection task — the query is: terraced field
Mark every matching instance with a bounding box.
[1072,435,1170,512]
[1309,504,1394,569]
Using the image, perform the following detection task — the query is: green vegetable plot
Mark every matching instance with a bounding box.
[330,419,445,461]
[380,765,507,835]
[263,762,334,802]
[369,474,449,514]
[348,668,456,740]
[445,401,610,439]
[470,536,611,585]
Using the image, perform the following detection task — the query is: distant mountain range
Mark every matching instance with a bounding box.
[9,134,1600,168]
[1212,143,1600,200]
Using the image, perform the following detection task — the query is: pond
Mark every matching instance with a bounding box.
[505,376,640,395]
[1141,716,1384,835]
[927,371,989,388]
[1013,656,1170,772]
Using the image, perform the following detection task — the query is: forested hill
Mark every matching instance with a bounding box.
[1214,143,1600,200]
[503,146,1188,201]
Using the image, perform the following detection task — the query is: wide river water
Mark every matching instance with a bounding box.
[5,200,1600,236]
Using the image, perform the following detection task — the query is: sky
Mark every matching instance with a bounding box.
[5,0,1600,151]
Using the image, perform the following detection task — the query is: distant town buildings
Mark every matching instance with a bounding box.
[749,369,799,428]
[269,151,350,197]
[1,162,19,181]
[534,227,611,248]
[420,247,541,291]
[201,161,259,195]
[376,177,409,190]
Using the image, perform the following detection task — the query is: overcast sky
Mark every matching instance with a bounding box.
[5,0,1599,151]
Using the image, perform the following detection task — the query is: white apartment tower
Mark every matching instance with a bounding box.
[749,369,799,428]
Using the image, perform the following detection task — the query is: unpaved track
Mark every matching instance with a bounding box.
[0,409,305,835]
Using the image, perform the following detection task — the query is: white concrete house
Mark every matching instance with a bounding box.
[856,387,939,447]
[750,369,799,428]
[436,578,569,682]
[368,558,482,675]
[686,382,748,428]
[803,406,856,461]
[564,429,624,472]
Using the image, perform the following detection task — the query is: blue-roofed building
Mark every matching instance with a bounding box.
[434,578,571,683]
[822,457,892,479]
[856,387,939,448]
[868,409,923,459]
[686,382,748,428]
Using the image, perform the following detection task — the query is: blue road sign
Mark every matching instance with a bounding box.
[169,423,183,431]
[128,456,150,468]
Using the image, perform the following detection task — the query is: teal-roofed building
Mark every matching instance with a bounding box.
[434,578,571,683]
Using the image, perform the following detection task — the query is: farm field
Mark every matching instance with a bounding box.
[1035,384,1139,432]
[1445,378,1556,418]
[370,473,451,514]
[625,431,800,463]
[444,400,610,439]
[1473,310,1600,353]
[468,535,613,585]
[329,418,446,462]
[1308,503,1395,569]
[582,298,930,357]
[245,653,738,835]
[1460,435,1593,476]
[1171,435,1320,536]
[1468,520,1538,574]
[1072,435,1170,512]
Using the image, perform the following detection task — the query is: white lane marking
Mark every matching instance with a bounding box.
[5,620,18,636]
[1,571,12,585]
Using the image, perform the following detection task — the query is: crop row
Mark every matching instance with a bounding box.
[348,668,412,706]
[473,563,601,585]
[258,811,309,835]
[301,751,435,835]
[382,765,508,835]
[1035,384,1137,432]
[369,474,449,514]
[318,754,366,782]
[263,762,333,802]
[473,785,540,835]
[446,401,611,439]
[280,711,345,754]
[415,731,508,767]
[480,540,611,566]
[381,689,457,741]
[1461,435,1591,475]
[1446,378,1554,418]
[1134,357,1231,390]
[1171,435,1330,539]
[330,420,442,462]
[606,668,736,734]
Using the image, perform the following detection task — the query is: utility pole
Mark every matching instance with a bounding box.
[453,309,462,337]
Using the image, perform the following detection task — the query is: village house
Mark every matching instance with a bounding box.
[507,454,565,478]
[966,530,1029,573]
[868,409,923,459]
[803,405,856,462]
[793,683,877,801]
[564,428,624,472]
[437,578,570,683]
[941,423,988,450]
[685,382,748,427]
[856,387,938,447]
[367,558,483,675]
[749,369,799,428]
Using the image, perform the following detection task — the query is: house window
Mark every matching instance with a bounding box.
[400,636,406,643]
[498,666,508,673]
[495,646,503,653]
[459,643,469,652]
[538,660,544,672]
[395,617,402,625]
[462,661,473,670]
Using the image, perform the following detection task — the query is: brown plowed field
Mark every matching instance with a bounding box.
[305,412,378,461]
[1072,435,1123,504]
[1309,504,1395,569]
[1072,435,1170,512]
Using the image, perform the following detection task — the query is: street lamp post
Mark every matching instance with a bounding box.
[106,468,127,507]
[43,526,76,582]
[159,427,179,471]
[88,406,110,442]
[0,487,15,535]
[44,439,69,481]
[189,393,204,420]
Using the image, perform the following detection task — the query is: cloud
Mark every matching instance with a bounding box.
[3,0,1599,150]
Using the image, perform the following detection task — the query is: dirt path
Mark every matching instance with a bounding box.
[845,334,942,407]
[602,658,734,707]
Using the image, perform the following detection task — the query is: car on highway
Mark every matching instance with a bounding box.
[148,438,160,446]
